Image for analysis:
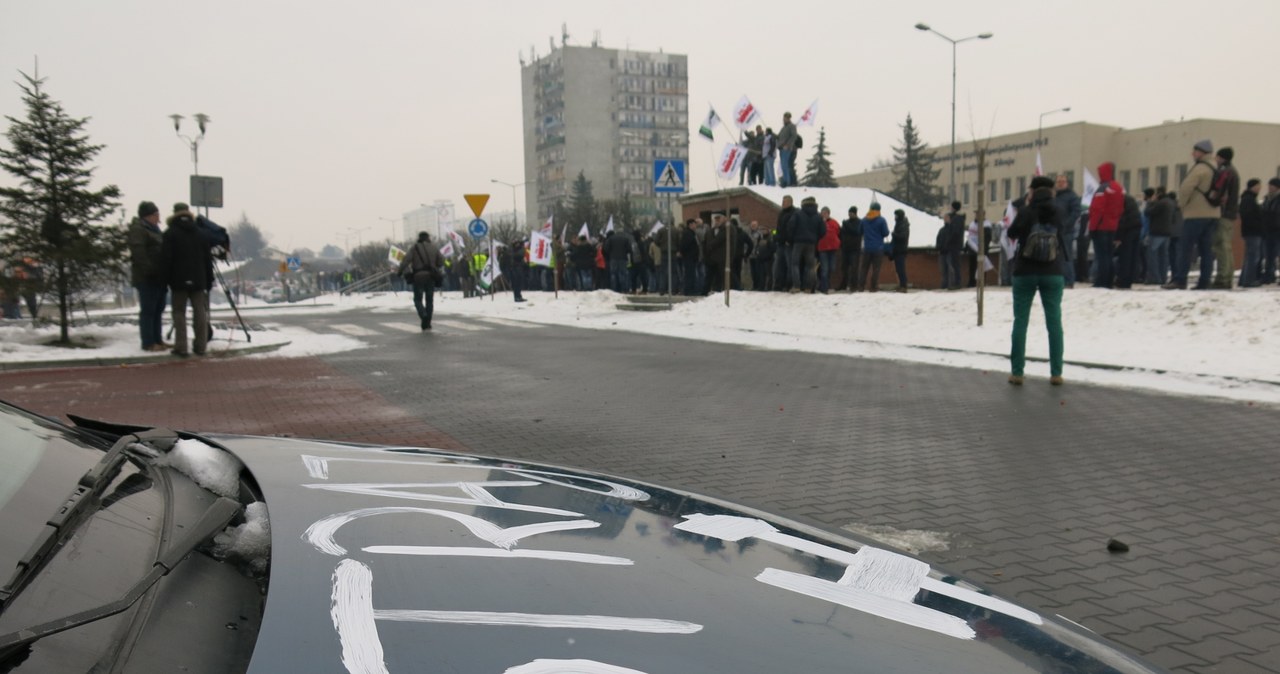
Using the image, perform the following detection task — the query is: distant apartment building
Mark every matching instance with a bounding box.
[522,42,689,224]
[401,200,457,243]
[837,118,1280,213]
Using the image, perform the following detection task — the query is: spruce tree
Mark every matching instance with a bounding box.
[0,72,123,343]
[801,127,838,188]
[229,213,268,260]
[888,114,945,211]
[568,170,596,236]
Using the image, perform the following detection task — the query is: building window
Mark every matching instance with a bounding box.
[1065,170,1075,188]
[1017,176,1027,197]
[1177,163,1189,183]
[989,180,997,202]
[1119,170,1130,192]
[1139,168,1150,190]
[962,183,970,204]
[1002,178,1012,201]
[1157,165,1169,189]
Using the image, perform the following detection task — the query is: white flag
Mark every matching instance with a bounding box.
[447,229,466,253]
[649,220,666,237]
[539,214,553,237]
[698,105,721,142]
[578,222,590,240]
[797,99,819,126]
[528,230,553,267]
[604,216,615,234]
[716,143,749,180]
[438,241,454,259]
[479,255,502,288]
[1081,166,1101,207]
[1003,201,1017,226]
[387,245,407,267]
[1035,150,1044,177]
[731,95,760,129]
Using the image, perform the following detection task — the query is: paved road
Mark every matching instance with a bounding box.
[4,307,1278,673]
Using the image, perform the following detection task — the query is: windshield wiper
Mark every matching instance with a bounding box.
[0,496,240,654]
[0,428,179,611]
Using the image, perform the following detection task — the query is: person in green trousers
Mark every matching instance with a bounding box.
[1006,177,1066,386]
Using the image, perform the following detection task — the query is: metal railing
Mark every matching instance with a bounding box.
[339,270,395,296]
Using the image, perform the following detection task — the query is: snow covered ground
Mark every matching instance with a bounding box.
[3,285,1278,404]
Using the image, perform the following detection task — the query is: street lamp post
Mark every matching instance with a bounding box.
[490,179,527,230]
[914,24,992,202]
[378,216,399,242]
[1037,106,1071,148]
[170,113,211,215]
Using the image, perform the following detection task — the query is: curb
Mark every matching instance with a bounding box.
[0,341,291,372]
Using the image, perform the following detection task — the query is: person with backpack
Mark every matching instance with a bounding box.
[397,232,444,329]
[1005,181,1066,386]
[1209,147,1240,288]
[1166,140,1220,290]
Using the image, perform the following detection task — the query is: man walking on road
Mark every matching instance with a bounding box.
[398,231,444,329]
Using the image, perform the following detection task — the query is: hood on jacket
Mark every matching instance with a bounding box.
[1097,162,1116,183]
[167,211,196,230]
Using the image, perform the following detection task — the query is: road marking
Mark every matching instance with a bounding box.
[330,323,382,337]
[477,317,542,329]
[433,320,491,332]
[381,323,421,333]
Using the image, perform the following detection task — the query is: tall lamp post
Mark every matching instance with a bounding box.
[170,113,211,214]
[1037,106,1071,148]
[914,23,992,202]
[490,178,527,230]
[378,216,399,242]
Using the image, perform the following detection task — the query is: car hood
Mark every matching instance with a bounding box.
[212,434,1163,674]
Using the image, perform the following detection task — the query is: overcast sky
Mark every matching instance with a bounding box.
[3,0,1276,254]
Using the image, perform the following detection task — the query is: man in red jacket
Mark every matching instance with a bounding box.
[1088,162,1124,288]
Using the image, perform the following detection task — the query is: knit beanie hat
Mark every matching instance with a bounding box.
[173,202,190,213]
[1216,147,1233,162]
[138,201,159,218]
[1193,139,1213,154]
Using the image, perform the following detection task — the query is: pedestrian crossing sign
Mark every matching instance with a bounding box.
[654,159,686,194]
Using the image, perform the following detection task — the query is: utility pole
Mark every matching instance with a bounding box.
[976,146,987,326]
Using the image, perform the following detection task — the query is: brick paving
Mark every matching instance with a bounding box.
[3,308,1278,673]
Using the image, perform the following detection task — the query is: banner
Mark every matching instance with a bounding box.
[699,106,721,142]
[797,99,819,126]
[528,230,553,267]
[1081,167,1101,207]
[478,255,502,289]
[716,144,749,180]
[539,214,553,237]
[447,229,466,254]
[388,245,407,267]
[438,241,454,259]
[649,221,666,237]
[731,95,760,129]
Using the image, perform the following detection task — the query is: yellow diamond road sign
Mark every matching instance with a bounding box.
[463,194,490,218]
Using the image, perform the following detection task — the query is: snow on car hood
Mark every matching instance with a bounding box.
[210,434,1163,674]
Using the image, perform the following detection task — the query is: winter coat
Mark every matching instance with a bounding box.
[705,225,727,267]
[1240,190,1263,237]
[941,211,966,252]
[603,232,633,262]
[1088,162,1125,233]
[839,217,862,252]
[786,203,826,245]
[649,241,664,267]
[1213,163,1241,220]
[777,121,798,152]
[128,216,164,286]
[399,240,444,283]
[817,218,841,252]
[762,132,776,160]
[861,213,890,253]
[1054,188,1082,235]
[1007,188,1066,277]
[755,236,776,263]
[775,205,797,244]
[1145,196,1176,237]
[1263,193,1280,237]
[571,242,596,269]
[160,210,213,293]
[1118,195,1142,233]
[678,226,701,261]
[1177,159,1219,220]
[891,215,910,251]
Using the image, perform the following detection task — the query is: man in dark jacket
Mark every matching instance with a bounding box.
[571,235,596,291]
[603,230,633,293]
[704,215,728,292]
[787,196,825,293]
[839,207,862,291]
[1263,178,1280,285]
[891,209,911,292]
[160,203,213,357]
[1053,175,1082,287]
[398,231,445,328]
[772,196,796,291]
[1211,147,1241,288]
[128,200,167,352]
[940,201,965,289]
[1239,178,1263,287]
[677,220,701,296]
[1114,194,1143,288]
[1144,187,1175,285]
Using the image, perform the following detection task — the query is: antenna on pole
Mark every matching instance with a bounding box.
[561,23,569,46]
[592,30,601,47]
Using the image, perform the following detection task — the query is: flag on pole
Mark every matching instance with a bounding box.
[797,99,819,126]
[649,221,665,237]
[731,95,760,129]
[438,241,454,259]
[716,143,749,180]
[578,222,590,240]
[604,216,615,235]
[478,255,502,289]
[561,222,569,244]
[447,229,466,253]
[1002,201,1017,226]
[539,214,553,237]
[699,106,721,142]
[387,245,407,267]
[528,230,553,267]
[1034,150,1044,177]
[1081,166,1101,207]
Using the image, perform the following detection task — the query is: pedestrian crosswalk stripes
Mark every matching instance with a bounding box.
[432,319,491,332]
[381,323,422,333]
[331,323,382,337]
[476,317,542,329]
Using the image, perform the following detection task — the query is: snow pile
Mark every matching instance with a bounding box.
[158,438,243,499]
[212,501,271,575]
